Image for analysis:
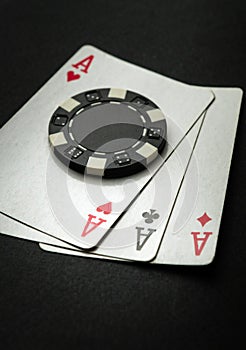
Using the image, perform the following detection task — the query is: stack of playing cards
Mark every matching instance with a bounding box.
[0,45,243,265]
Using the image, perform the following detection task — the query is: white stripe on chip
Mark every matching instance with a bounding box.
[147,109,165,122]
[136,142,158,164]
[108,88,127,99]
[49,132,68,147]
[86,156,107,176]
[60,98,80,112]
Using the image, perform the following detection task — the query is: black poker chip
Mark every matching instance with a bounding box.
[48,88,167,178]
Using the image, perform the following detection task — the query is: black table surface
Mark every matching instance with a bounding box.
[0,1,245,349]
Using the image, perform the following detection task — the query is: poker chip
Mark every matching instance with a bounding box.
[48,88,167,178]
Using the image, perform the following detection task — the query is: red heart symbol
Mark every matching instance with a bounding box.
[96,202,112,215]
[67,70,81,82]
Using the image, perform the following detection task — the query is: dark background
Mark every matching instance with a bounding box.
[0,0,245,349]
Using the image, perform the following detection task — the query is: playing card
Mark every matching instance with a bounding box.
[154,87,243,265]
[0,45,213,251]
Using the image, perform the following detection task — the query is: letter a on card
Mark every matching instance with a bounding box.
[72,55,94,73]
[82,214,106,237]
[191,232,213,256]
[136,227,156,251]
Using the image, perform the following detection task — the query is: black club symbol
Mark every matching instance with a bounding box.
[142,209,160,224]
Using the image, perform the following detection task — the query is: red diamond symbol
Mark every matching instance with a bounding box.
[197,212,212,227]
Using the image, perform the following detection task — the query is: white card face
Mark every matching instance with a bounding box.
[0,45,213,250]
[153,87,243,265]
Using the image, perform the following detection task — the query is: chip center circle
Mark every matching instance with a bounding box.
[49,88,167,178]
[71,102,144,153]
